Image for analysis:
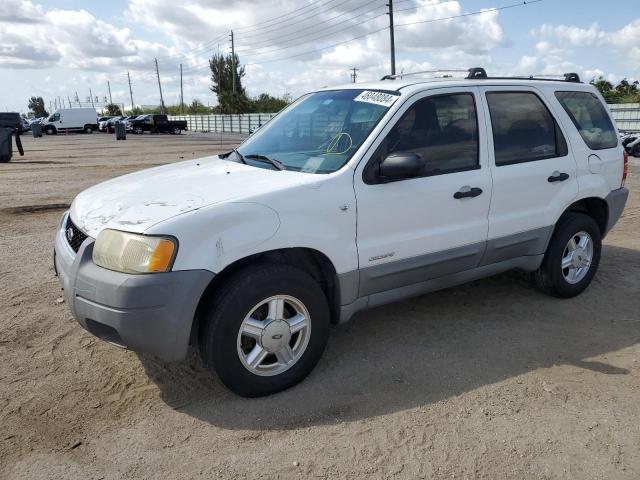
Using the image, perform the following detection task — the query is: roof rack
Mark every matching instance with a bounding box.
[380,67,582,83]
[380,69,470,81]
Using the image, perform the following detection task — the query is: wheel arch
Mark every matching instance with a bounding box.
[190,247,341,345]
[562,196,608,236]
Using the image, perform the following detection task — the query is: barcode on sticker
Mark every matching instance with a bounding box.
[354,91,398,107]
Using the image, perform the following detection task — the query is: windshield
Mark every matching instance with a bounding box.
[236,89,398,173]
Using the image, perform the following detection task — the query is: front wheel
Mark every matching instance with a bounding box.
[199,264,330,397]
[133,126,143,135]
[534,212,602,298]
[45,126,56,135]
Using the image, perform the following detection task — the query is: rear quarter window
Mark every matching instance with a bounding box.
[555,91,618,150]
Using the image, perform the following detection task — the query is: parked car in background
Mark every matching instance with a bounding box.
[21,117,30,132]
[122,115,138,131]
[621,132,640,157]
[98,116,115,132]
[53,70,628,397]
[42,108,98,135]
[105,116,126,133]
[129,114,187,135]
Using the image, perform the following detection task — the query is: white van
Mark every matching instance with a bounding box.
[54,68,628,397]
[42,108,98,135]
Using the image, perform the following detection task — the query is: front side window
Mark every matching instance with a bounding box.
[486,91,567,166]
[555,91,618,150]
[366,93,479,180]
[50,113,60,122]
[236,89,396,173]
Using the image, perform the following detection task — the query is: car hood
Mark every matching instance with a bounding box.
[70,156,318,238]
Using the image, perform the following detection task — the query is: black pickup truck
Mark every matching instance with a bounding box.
[129,114,187,135]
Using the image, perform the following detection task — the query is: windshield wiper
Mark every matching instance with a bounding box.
[244,154,286,171]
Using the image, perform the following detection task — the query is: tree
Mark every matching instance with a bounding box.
[28,96,48,118]
[209,52,251,114]
[105,103,122,115]
[250,93,290,113]
[590,76,640,104]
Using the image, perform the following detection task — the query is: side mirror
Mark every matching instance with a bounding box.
[379,151,426,181]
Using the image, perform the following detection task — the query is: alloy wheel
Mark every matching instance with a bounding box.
[236,295,311,376]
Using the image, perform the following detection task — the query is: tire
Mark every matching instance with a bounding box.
[534,212,602,298]
[134,126,143,135]
[84,125,93,134]
[45,126,56,135]
[632,144,640,158]
[171,127,181,135]
[199,263,330,397]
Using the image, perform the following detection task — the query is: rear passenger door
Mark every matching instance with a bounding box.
[479,87,578,263]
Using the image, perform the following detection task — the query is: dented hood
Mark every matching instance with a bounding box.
[70,156,312,238]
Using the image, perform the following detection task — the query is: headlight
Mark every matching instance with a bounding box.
[93,229,177,274]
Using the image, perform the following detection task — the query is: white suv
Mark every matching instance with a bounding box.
[54,69,629,397]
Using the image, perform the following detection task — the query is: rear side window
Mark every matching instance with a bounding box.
[555,91,618,150]
[486,92,567,166]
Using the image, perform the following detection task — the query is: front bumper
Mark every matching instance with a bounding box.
[54,213,214,361]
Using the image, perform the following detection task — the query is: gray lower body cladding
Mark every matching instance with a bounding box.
[54,217,214,361]
[604,187,629,235]
[338,225,554,323]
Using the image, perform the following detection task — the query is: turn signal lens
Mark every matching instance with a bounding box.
[93,229,177,274]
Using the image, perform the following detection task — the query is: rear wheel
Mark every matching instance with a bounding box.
[84,125,93,134]
[199,264,330,397]
[534,212,601,298]
[171,126,181,135]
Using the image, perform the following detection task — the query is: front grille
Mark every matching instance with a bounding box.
[65,216,88,253]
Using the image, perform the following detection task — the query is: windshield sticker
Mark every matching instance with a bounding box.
[354,91,398,107]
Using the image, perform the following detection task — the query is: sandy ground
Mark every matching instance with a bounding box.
[1,132,639,479]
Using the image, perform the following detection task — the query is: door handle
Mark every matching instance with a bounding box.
[453,186,483,199]
[548,171,569,183]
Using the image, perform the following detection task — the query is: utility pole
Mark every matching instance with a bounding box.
[107,81,113,105]
[230,30,236,93]
[75,91,80,107]
[351,67,359,83]
[217,44,222,98]
[387,0,396,76]
[67,96,73,108]
[127,72,135,111]
[58,96,62,110]
[180,63,184,114]
[154,58,166,114]
[89,88,95,110]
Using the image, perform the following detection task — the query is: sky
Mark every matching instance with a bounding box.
[1,0,639,113]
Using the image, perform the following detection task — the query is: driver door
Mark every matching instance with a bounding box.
[354,87,492,296]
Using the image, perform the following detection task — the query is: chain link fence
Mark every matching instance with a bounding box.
[609,103,640,132]
[170,104,640,135]
[168,113,277,134]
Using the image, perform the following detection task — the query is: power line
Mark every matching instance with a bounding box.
[155,0,353,62]
[246,0,542,66]
[234,0,358,35]
[236,0,384,43]
[236,0,385,51]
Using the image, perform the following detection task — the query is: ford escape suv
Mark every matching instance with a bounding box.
[54,68,629,397]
